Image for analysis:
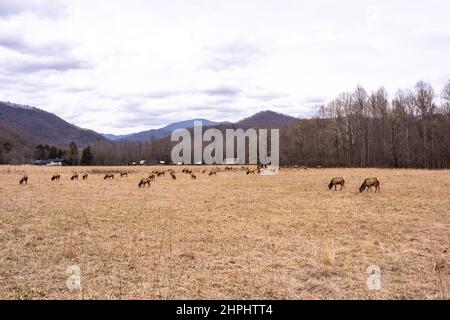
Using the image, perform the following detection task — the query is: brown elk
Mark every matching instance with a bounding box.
[148,174,155,182]
[359,177,381,193]
[329,177,345,190]
[209,171,217,176]
[138,178,151,188]
[171,173,177,180]
[51,174,60,182]
[191,174,197,180]
[82,173,89,180]
[246,169,256,175]
[300,166,308,170]
[19,175,28,185]
[104,173,115,180]
[71,173,79,181]
[120,172,128,178]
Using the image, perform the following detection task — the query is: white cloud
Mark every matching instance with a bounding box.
[0,0,449,134]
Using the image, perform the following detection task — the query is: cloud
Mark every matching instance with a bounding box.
[0,34,72,56]
[0,0,66,18]
[201,86,241,96]
[203,40,268,71]
[4,57,91,74]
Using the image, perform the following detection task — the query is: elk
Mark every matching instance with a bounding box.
[51,174,60,182]
[71,173,79,181]
[157,171,165,177]
[191,174,197,180]
[19,175,28,185]
[209,171,217,176]
[120,172,128,178]
[171,173,177,180]
[138,178,151,188]
[148,174,155,182]
[246,170,256,175]
[359,177,381,193]
[82,173,89,181]
[300,166,308,170]
[104,173,115,180]
[328,177,345,190]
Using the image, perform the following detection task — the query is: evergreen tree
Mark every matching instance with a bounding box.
[80,146,94,165]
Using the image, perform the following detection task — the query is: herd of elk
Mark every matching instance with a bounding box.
[14,168,382,195]
[329,177,345,190]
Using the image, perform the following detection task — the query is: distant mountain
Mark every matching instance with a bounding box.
[0,101,108,147]
[104,119,230,141]
[103,111,296,142]
[235,110,297,129]
[102,133,123,141]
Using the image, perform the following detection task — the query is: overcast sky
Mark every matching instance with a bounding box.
[0,0,449,134]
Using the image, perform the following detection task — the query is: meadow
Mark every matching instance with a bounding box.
[0,165,448,299]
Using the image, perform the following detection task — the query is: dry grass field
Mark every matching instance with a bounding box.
[0,165,449,300]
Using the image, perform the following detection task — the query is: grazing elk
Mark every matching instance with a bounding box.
[209,171,217,176]
[148,174,155,182]
[138,178,151,188]
[51,174,60,182]
[19,175,28,185]
[82,173,89,181]
[359,177,381,193]
[191,174,197,180]
[328,177,345,190]
[171,173,177,180]
[104,173,115,180]
[71,173,79,181]
[120,172,128,178]
[246,169,256,175]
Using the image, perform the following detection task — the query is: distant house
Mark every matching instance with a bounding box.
[139,160,146,166]
[34,158,65,166]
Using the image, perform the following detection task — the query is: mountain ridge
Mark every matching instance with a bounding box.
[0,101,109,147]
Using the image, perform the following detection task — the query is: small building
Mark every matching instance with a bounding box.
[139,160,146,166]
[34,158,65,166]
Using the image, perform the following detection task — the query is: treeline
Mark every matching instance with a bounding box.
[280,80,450,168]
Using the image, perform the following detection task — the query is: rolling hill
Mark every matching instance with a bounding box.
[103,119,230,141]
[0,101,108,147]
[102,111,296,142]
